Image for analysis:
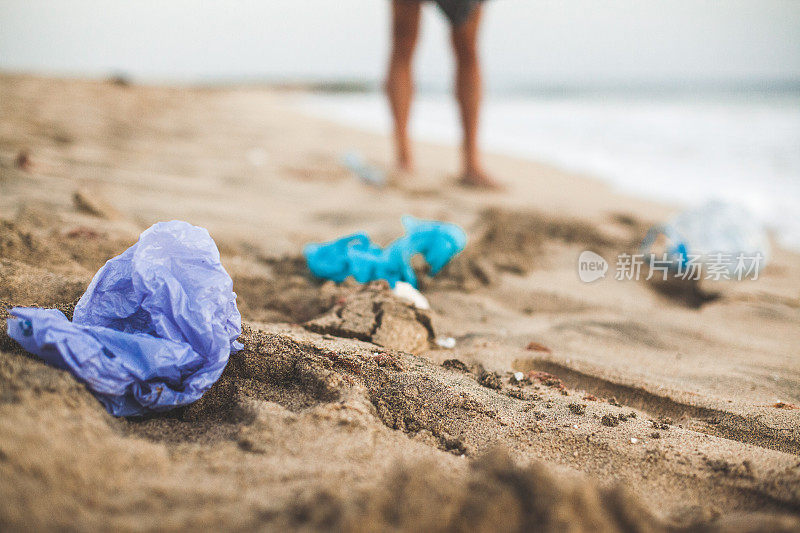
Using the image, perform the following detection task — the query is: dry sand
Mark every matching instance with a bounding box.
[0,75,799,531]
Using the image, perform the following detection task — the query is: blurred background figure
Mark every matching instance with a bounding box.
[386,0,501,188]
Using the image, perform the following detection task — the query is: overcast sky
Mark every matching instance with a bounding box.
[1,0,799,91]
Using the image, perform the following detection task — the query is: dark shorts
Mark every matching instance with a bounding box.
[427,0,487,26]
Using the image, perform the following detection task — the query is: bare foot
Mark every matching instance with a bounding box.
[457,168,504,190]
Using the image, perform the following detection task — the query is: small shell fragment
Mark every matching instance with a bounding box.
[392,281,430,310]
[435,336,456,349]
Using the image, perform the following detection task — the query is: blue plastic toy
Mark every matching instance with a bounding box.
[6,221,242,417]
[304,215,467,288]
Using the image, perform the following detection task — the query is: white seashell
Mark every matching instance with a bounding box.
[392,281,430,310]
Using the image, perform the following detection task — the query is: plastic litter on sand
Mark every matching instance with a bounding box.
[342,150,386,187]
[304,215,467,288]
[6,221,242,417]
[640,200,771,274]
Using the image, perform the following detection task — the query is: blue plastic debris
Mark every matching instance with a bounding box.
[304,215,467,288]
[6,221,242,417]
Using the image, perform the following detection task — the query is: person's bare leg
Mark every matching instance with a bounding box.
[385,1,421,173]
[451,7,501,188]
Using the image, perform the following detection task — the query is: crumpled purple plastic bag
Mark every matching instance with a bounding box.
[6,220,242,417]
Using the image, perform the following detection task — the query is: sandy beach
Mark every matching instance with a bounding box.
[1,75,799,531]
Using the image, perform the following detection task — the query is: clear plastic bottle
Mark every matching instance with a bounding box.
[641,201,770,276]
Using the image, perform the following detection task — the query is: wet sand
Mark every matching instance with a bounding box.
[1,75,799,531]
